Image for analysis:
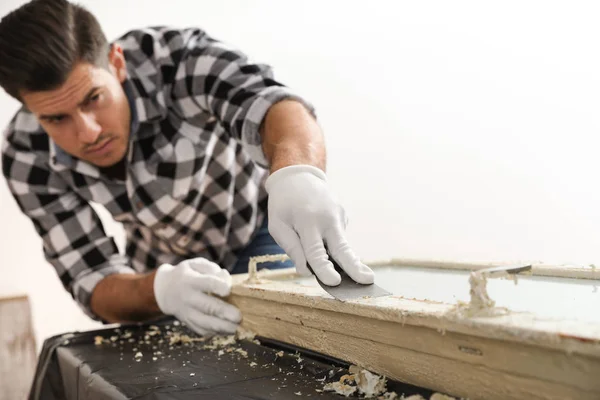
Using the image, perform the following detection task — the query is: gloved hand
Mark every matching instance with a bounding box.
[265,164,374,286]
[153,257,242,335]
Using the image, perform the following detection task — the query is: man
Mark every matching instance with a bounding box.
[0,0,374,335]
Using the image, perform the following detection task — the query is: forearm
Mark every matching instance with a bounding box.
[261,100,326,173]
[90,271,162,323]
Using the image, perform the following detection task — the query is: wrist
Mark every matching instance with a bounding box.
[153,263,175,315]
[265,164,327,194]
[144,269,162,314]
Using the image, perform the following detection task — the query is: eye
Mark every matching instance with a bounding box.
[90,93,101,102]
[47,116,66,124]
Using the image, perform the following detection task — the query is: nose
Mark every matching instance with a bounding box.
[74,111,102,144]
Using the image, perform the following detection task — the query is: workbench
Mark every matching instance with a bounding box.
[28,317,431,399]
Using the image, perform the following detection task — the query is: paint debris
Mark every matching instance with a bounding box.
[468,271,495,310]
[169,332,206,346]
[250,362,258,367]
[295,392,302,396]
[236,328,256,341]
[134,352,143,359]
[246,254,290,283]
[210,335,237,347]
[235,348,248,358]
[321,365,410,399]
[349,365,387,397]
[276,351,284,357]
[323,373,357,397]
[94,336,107,345]
[190,372,195,377]
[429,394,456,400]
[378,392,399,399]
[323,381,357,397]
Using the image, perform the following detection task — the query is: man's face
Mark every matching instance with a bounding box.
[21,45,131,168]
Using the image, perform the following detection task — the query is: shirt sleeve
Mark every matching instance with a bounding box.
[173,29,317,168]
[1,120,135,320]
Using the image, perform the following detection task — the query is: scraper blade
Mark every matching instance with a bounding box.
[307,256,391,301]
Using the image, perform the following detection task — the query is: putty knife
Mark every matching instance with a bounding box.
[307,255,391,301]
[476,264,533,278]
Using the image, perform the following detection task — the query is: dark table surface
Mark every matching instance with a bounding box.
[28,317,433,399]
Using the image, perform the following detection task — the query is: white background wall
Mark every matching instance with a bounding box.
[1,0,599,351]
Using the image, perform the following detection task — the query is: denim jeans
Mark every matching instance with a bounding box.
[230,218,294,275]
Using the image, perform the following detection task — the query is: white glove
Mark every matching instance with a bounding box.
[153,257,242,335]
[265,164,374,286]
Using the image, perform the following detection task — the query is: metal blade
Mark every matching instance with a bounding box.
[307,256,391,302]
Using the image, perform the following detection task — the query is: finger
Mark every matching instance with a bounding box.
[190,292,243,324]
[325,227,375,284]
[299,225,340,286]
[215,268,233,287]
[186,258,223,276]
[187,312,239,335]
[180,316,209,336]
[269,218,309,276]
[189,274,232,298]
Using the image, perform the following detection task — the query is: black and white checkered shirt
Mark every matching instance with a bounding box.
[1,26,313,319]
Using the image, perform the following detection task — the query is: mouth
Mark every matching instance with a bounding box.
[85,138,114,154]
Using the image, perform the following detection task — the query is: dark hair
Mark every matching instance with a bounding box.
[0,0,110,101]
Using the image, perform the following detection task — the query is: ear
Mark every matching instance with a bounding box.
[108,44,127,83]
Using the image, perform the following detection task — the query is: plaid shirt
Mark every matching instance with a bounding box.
[1,26,313,319]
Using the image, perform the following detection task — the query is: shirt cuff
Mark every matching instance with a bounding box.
[72,254,136,321]
[241,87,317,168]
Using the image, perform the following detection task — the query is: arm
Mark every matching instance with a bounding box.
[2,114,239,332]
[90,271,160,323]
[176,29,373,285]
[2,120,138,322]
[261,99,326,173]
[92,258,242,334]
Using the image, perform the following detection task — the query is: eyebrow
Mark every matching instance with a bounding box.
[39,87,102,120]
